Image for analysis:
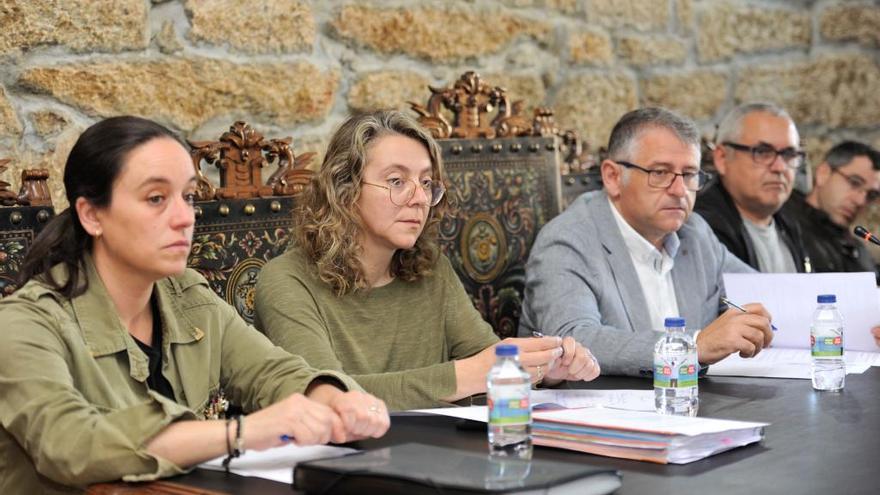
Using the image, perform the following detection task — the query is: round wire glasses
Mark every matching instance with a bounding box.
[363,178,446,207]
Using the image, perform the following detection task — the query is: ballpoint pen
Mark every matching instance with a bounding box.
[721,296,778,331]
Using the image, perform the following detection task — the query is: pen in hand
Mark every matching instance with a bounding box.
[721,296,777,331]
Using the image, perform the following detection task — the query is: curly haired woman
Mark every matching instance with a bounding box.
[255,110,599,411]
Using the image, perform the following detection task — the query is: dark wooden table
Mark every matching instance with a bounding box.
[94,367,880,494]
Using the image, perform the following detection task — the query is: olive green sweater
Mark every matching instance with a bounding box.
[254,248,500,411]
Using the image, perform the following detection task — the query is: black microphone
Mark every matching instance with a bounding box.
[854,225,880,246]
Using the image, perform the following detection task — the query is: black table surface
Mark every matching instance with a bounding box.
[166,367,880,494]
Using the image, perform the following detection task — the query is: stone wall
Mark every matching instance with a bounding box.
[1,0,879,221]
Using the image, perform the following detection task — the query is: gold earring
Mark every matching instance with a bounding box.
[95,229,102,237]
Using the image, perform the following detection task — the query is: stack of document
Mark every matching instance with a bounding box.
[407,389,656,422]
[532,408,768,464]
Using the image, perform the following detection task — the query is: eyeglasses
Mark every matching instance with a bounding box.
[616,161,711,192]
[722,141,805,169]
[832,169,880,202]
[363,177,446,207]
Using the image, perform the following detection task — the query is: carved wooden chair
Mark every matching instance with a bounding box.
[187,122,313,324]
[0,159,55,297]
[557,129,604,209]
[410,72,566,338]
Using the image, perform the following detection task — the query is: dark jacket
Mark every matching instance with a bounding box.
[782,191,878,279]
[694,181,811,272]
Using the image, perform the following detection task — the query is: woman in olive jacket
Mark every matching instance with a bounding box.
[0,116,389,494]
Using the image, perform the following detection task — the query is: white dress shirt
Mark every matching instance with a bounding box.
[609,198,681,331]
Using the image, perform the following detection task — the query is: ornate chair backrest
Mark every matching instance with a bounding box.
[0,160,55,297]
[187,122,314,324]
[557,129,604,209]
[410,72,564,338]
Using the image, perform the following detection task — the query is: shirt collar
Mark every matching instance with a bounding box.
[70,254,131,358]
[608,197,680,268]
[68,254,203,364]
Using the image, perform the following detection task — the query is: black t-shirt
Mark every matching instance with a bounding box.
[133,296,176,400]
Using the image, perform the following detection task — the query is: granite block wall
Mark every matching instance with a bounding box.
[1,0,877,229]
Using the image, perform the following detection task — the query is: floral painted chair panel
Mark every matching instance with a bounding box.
[187,122,313,324]
[410,72,566,338]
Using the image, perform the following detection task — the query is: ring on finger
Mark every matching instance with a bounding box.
[536,364,544,380]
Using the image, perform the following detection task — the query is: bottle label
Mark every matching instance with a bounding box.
[811,331,843,357]
[653,355,698,388]
[488,396,531,426]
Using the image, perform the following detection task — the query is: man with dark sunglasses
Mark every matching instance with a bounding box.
[783,141,880,278]
[695,102,811,273]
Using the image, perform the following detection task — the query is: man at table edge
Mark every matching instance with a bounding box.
[518,106,776,376]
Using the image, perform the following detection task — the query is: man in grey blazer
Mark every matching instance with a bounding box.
[519,107,775,377]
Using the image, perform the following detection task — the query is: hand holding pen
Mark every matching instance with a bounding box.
[696,299,775,364]
[721,297,778,331]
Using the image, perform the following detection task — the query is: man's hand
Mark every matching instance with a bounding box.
[872,326,880,348]
[696,303,774,365]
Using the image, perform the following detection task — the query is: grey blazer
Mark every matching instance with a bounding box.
[518,190,754,376]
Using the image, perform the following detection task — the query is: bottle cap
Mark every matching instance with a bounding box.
[817,294,836,304]
[664,317,686,328]
[495,344,519,356]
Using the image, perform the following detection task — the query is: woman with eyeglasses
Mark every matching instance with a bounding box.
[254,110,600,411]
[0,116,389,494]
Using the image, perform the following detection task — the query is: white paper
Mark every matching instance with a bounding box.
[409,389,657,422]
[409,405,489,422]
[707,347,876,378]
[200,444,357,483]
[530,388,655,412]
[532,407,768,436]
[723,272,880,352]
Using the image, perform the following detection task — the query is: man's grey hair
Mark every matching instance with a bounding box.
[606,107,701,162]
[824,140,880,171]
[715,102,794,144]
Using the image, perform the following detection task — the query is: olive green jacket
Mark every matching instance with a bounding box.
[0,259,358,494]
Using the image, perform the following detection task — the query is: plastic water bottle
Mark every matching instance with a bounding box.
[811,294,845,391]
[654,317,699,416]
[487,344,532,460]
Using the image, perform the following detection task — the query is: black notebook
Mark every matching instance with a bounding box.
[293,443,622,495]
